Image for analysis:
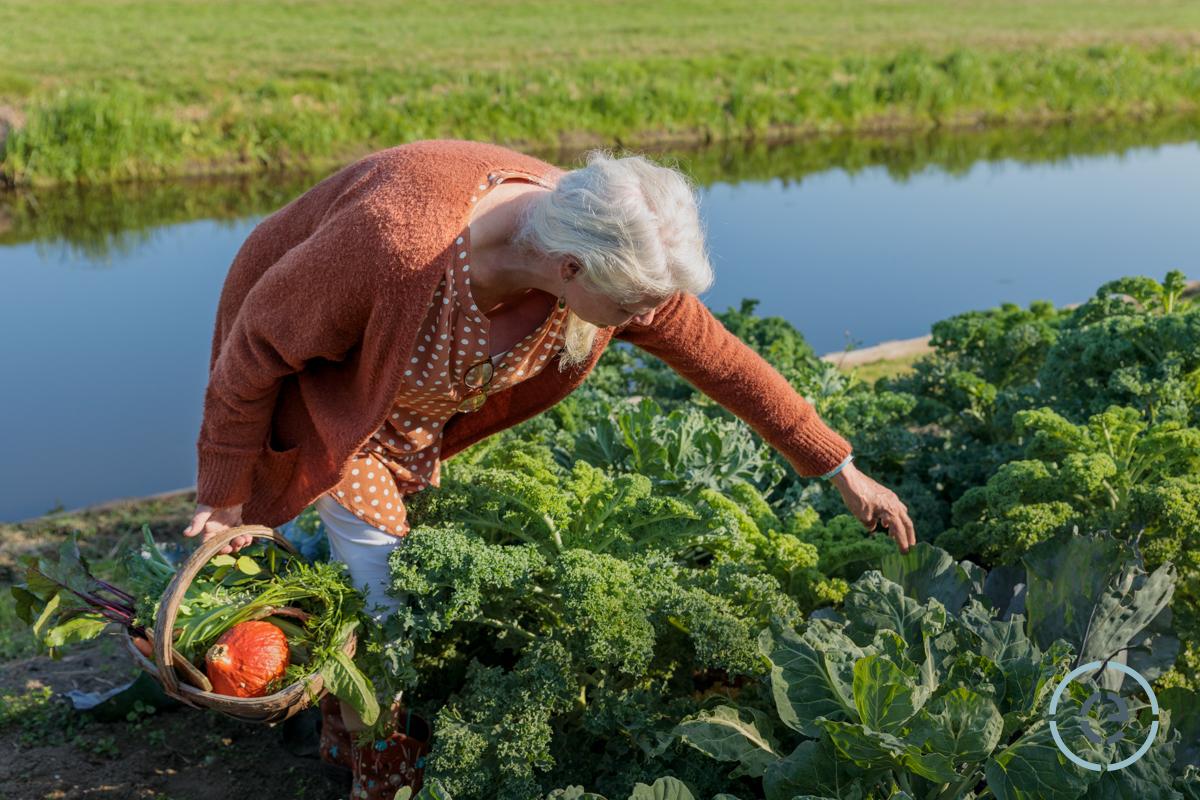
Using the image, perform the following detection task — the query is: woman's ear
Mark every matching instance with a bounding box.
[560,258,581,282]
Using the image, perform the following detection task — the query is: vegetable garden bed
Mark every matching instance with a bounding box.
[4,270,1199,799]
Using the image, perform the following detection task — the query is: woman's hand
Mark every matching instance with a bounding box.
[182,503,249,554]
[829,462,916,554]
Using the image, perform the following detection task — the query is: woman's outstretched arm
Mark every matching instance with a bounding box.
[614,291,916,552]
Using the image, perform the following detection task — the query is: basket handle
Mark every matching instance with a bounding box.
[153,524,299,695]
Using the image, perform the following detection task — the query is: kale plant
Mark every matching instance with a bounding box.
[937,403,1200,691]
[378,526,796,799]
[381,436,820,799]
[671,534,1197,800]
[1040,271,1200,426]
[566,396,784,500]
[938,404,1200,566]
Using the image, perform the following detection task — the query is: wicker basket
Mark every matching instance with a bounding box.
[122,524,356,725]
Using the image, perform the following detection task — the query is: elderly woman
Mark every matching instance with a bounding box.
[183,139,915,795]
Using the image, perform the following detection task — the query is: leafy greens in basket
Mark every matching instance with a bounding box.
[11,524,381,725]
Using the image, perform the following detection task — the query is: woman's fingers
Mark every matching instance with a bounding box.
[900,508,917,551]
[869,505,916,554]
[883,515,905,553]
[210,523,235,554]
[182,510,210,538]
[182,503,247,554]
[837,469,916,553]
[890,516,910,553]
[884,507,916,553]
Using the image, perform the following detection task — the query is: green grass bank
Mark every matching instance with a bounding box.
[6,112,1200,258]
[1,1,1199,186]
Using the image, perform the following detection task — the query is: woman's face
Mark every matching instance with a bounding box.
[560,262,667,328]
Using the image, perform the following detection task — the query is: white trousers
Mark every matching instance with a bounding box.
[314,493,409,622]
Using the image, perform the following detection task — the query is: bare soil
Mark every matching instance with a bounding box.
[0,493,353,800]
[0,636,350,800]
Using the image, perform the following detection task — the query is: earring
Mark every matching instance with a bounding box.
[559,273,571,310]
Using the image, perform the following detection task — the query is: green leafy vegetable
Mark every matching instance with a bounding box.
[672,536,1194,799]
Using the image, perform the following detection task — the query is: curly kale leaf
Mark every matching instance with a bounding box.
[696,486,851,609]
[927,299,1063,389]
[1041,274,1200,425]
[408,441,733,563]
[388,524,548,640]
[791,509,895,581]
[1069,269,1194,326]
[552,549,658,675]
[939,405,1200,565]
[426,640,577,800]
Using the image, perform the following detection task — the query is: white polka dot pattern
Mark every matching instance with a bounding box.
[325,173,567,538]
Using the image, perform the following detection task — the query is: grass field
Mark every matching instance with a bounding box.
[1,1,1199,185]
[4,0,1200,85]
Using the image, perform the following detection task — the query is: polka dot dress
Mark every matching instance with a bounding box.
[325,174,568,537]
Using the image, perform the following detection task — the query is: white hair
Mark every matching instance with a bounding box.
[511,148,715,369]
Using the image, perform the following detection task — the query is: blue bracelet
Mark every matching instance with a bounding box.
[820,453,854,480]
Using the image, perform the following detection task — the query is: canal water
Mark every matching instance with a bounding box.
[2,121,1198,521]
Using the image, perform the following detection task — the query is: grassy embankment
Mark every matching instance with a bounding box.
[832,350,929,383]
[1,0,1199,186]
[5,112,1200,254]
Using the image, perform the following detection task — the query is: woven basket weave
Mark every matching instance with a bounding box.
[122,524,356,725]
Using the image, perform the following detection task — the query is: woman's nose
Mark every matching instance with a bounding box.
[633,309,656,326]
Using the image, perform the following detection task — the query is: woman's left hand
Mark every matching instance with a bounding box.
[828,461,916,554]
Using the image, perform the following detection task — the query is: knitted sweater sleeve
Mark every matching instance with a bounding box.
[613,292,853,477]
[195,209,381,508]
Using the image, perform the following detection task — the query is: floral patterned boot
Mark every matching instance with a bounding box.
[348,707,431,800]
[318,694,353,771]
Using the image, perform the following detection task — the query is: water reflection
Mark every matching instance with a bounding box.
[4,114,1199,258]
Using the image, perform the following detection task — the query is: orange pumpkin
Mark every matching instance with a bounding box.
[205,620,290,697]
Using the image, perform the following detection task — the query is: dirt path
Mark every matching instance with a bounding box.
[820,334,933,368]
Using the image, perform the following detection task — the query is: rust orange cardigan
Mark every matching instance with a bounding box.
[196,139,853,527]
